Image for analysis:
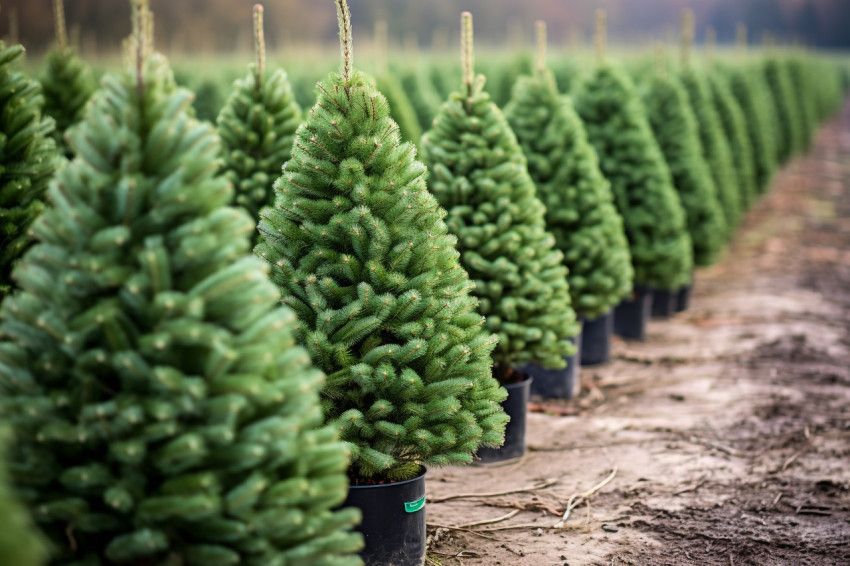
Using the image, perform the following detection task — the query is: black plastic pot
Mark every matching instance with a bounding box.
[476,376,532,463]
[650,288,677,319]
[344,468,427,566]
[521,324,583,399]
[614,286,653,341]
[675,282,693,312]
[581,311,613,366]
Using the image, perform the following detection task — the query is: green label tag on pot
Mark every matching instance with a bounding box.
[404,495,425,513]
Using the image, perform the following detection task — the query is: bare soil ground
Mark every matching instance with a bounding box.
[424,103,850,566]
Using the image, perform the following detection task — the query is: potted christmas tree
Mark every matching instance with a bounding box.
[708,67,758,214]
[217,4,302,224]
[640,48,726,315]
[0,42,60,303]
[574,11,692,340]
[255,2,508,564]
[722,28,778,196]
[0,3,362,564]
[421,12,578,434]
[39,0,96,159]
[505,21,632,374]
[678,9,741,236]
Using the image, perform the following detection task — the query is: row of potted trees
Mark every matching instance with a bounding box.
[0,1,846,565]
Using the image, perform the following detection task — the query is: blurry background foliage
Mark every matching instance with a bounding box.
[3,0,850,61]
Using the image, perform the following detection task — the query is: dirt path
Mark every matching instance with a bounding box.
[425,101,850,566]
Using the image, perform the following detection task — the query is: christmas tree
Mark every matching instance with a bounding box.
[0,4,362,564]
[764,56,803,165]
[788,57,817,152]
[256,0,508,481]
[0,427,48,566]
[677,11,740,233]
[723,53,778,194]
[39,0,96,158]
[399,67,442,133]
[505,22,632,319]
[217,5,302,223]
[709,70,758,211]
[420,13,579,376]
[372,21,422,146]
[481,53,533,108]
[641,53,727,267]
[0,43,60,302]
[573,12,693,292]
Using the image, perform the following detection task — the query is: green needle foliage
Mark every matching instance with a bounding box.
[256,1,507,482]
[788,57,817,152]
[723,63,778,194]
[764,57,803,164]
[574,62,693,290]
[376,72,422,146]
[39,0,96,159]
[680,69,741,233]
[481,53,533,108]
[0,43,60,303]
[709,72,758,211]
[641,69,727,267]
[421,13,578,374]
[399,68,442,135]
[505,26,632,319]
[0,9,362,563]
[39,47,95,159]
[217,5,302,223]
[0,427,48,566]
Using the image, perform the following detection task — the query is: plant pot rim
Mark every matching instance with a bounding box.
[500,373,533,389]
[348,466,427,490]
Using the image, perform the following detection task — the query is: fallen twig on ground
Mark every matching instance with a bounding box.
[428,479,558,503]
[425,524,500,541]
[435,509,520,530]
[528,403,579,416]
[554,467,619,528]
[674,475,710,495]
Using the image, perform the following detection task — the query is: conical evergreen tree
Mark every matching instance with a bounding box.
[372,22,422,146]
[0,43,60,302]
[217,5,302,223]
[641,58,727,267]
[788,56,817,152]
[723,60,778,194]
[375,72,422,146]
[39,0,96,158]
[421,13,579,375]
[505,22,632,319]
[256,1,507,481]
[481,53,533,108]
[676,12,740,233]
[0,426,48,566]
[0,5,362,564]
[679,68,740,233]
[429,59,461,100]
[764,56,803,164]
[399,67,442,133]
[709,70,758,211]
[573,14,692,291]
